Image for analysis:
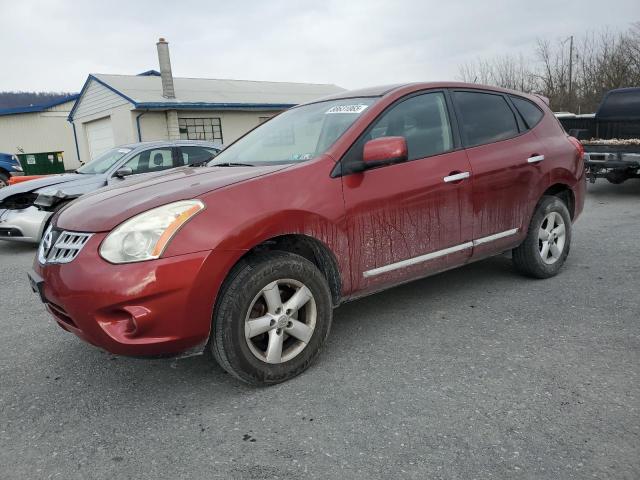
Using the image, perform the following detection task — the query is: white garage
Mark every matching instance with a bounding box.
[68,39,345,165]
[85,117,114,160]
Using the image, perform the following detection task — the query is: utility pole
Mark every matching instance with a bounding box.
[568,35,574,97]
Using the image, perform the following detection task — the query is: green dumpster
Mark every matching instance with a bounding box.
[17,151,66,175]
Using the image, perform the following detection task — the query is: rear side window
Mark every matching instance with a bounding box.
[510,96,544,129]
[123,148,176,175]
[453,91,519,147]
[181,146,219,166]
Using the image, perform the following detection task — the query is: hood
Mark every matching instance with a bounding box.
[56,165,289,232]
[0,173,107,202]
[34,174,108,199]
[0,173,83,202]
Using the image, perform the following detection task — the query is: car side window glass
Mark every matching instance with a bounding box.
[367,92,453,161]
[454,91,519,147]
[181,146,219,166]
[123,148,175,175]
[510,96,544,129]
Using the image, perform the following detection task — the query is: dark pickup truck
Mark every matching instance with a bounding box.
[558,87,640,184]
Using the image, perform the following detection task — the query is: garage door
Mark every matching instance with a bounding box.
[85,117,114,161]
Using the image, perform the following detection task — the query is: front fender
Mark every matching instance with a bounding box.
[162,159,350,294]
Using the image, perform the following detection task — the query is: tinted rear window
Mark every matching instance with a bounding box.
[597,89,640,120]
[510,96,544,129]
[454,91,519,147]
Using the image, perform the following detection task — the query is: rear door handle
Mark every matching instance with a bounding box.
[443,171,470,183]
[528,155,545,164]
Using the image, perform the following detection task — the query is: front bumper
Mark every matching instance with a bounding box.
[32,232,243,357]
[10,171,25,177]
[0,207,51,243]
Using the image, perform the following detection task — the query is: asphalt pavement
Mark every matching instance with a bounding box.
[0,180,638,479]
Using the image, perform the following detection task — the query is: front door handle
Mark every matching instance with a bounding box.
[443,171,470,183]
[528,154,545,164]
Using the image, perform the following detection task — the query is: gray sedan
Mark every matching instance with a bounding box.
[0,140,221,243]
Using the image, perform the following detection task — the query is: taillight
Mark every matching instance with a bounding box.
[568,136,584,159]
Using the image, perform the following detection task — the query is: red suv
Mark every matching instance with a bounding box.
[30,82,585,385]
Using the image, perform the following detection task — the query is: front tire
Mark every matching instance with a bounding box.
[0,172,8,189]
[211,251,333,385]
[512,195,572,279]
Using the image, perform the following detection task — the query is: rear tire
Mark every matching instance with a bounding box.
[512,195,572,279]
[606,174,627,185]
[211,251,333,385]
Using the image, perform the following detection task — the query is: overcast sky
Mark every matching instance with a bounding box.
[0,0,638,92]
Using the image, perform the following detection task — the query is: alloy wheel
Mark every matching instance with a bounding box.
[244,279,317,364]
[538,211,566,265]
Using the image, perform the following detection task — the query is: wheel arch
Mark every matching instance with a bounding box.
[541,183,575,219]
[240,233,343,306]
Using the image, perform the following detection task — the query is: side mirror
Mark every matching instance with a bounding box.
[362,136,408,169]
[114,167,133,178]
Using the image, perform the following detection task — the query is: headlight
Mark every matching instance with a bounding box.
[99,200,205,264]
[13,164,23,172]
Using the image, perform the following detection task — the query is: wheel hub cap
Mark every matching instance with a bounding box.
[276,315,289,329]
[538,211,566,265]
[244,279,317,364]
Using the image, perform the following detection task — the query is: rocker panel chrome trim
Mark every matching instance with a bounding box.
[363,228,519,278]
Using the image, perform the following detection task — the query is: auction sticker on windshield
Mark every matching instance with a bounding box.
[326,104,369,114]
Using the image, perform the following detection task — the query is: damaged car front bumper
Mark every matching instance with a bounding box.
[0,206,52,243]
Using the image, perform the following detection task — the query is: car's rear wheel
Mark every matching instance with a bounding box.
[0,173,8,189]
[512,195,572,279]
[211,251,332,385]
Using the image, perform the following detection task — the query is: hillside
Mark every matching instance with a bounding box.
[0,91,77,110]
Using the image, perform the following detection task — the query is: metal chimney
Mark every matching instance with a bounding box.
[156,37,175,99]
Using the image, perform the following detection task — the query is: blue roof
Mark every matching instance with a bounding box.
[137,70,161,76]
[67,73,345,121]
[67,74,300,121]
[0,94,80,117]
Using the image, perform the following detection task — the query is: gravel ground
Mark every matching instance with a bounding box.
[0,180,638,480]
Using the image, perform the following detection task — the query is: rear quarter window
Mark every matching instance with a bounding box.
[510,96,544,129]
[453,91,519,147]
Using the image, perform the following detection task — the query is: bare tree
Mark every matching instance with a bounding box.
[457,23,640,112]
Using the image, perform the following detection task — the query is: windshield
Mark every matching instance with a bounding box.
[208,97,378,166]
[76,147,132,174]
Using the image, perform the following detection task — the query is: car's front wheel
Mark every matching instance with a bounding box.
[211,251,333,385]
[512,195,572,279]
[0,172,8,189]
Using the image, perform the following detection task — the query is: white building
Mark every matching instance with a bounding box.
[0,39,344,170]
[69,39,345,165]
[0,95,80,167]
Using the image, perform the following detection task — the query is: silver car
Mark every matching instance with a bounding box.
[0,140,221,243]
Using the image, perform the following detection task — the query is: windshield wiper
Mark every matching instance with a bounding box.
[210,162,255,167]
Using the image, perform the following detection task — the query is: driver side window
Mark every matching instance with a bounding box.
[368,92,453,160]
[342,92,454,173]
[123,148,175,175]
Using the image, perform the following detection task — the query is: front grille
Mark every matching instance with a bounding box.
[38,226,93,264]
